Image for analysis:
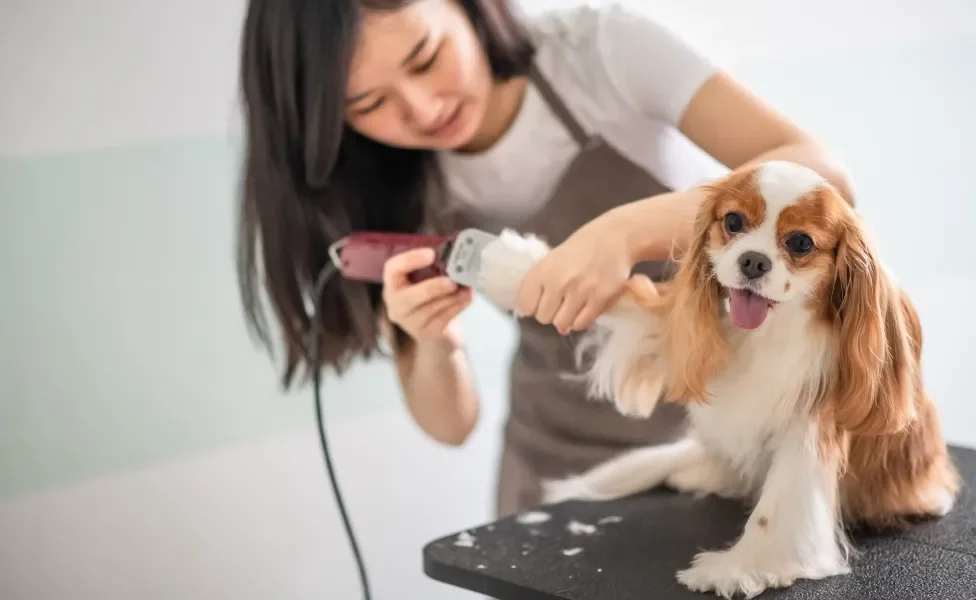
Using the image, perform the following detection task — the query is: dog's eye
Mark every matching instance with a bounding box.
[724,212,745,235]
[785,233,814,255]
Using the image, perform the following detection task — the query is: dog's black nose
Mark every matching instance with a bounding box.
[738,251,772,280]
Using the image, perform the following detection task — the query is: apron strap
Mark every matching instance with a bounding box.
[528,63,590,149]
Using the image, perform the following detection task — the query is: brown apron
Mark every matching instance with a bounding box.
[435,65,690,518]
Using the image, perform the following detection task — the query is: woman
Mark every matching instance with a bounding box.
[236,0,855,517]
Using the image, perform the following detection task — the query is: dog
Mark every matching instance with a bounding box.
[537,161,961,598]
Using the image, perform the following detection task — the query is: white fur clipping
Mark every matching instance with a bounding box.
[477,229,551,312]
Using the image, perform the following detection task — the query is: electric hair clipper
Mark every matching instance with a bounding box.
[329,228,499,287]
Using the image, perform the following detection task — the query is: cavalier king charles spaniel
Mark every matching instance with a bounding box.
[534,160,961,598]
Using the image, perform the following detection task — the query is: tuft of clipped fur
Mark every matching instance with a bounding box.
[476,228,551,313]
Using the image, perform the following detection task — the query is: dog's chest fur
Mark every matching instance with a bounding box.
[687,303,833,490]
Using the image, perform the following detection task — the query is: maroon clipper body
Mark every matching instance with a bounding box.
[329,228,497,287]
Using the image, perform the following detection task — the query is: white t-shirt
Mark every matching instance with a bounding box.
[436,1,729,226]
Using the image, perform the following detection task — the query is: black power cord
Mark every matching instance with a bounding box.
[308,263,372,600]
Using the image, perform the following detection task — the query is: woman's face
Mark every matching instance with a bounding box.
[344,0,493,151]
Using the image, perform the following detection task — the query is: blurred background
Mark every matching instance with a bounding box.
[1,0,974,598]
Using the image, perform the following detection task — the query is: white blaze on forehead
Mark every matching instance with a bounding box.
[709,161,828,304]
[755,161,826,215]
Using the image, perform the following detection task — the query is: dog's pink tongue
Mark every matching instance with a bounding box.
[729,289,770,330]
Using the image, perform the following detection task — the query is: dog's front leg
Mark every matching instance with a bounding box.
[676,423,851,599]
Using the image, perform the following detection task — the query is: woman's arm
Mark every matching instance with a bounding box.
[614,71,857,263]
[513,70,857,332]
[587,4,855,261]
[385,318,480,446]
[513,4,856,333]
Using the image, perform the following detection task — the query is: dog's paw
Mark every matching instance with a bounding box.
[676,549,799,599]
[540,476,606,505]
[611,364,666,419]
[540,477,583,504]
[612,387,659,419]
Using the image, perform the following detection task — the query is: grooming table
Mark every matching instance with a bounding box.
[423,445,976,599]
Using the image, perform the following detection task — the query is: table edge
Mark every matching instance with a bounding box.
[421,444,976,599]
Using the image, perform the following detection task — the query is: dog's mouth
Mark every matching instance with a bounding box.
[728,288,776,330]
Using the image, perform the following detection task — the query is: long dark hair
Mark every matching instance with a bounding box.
[236,0,535,386]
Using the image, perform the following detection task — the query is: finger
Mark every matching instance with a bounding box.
[515,275,543,318]
[383,248,437,288]
[412,289,464,323]
[411,290,469,334]
[571,286,620,331]
[552,292,587,334]
[392,292,453,332]
[571,301,603,332]
[534,286,565,325]
[424,290,474,333]
[385,277,454,326]
[457,285,475,306]
[398,276,458,312]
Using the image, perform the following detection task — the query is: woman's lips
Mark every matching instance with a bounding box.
[425,103,464,139]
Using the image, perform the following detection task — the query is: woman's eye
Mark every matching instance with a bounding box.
[412,48,440,73]
[785,233,814,255]
[353,96,386,116]
[724,212,745,235]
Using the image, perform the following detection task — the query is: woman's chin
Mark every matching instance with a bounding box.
[425,103,481,151]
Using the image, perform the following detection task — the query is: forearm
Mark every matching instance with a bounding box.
[394,330,480,446]
[732,139,857,206]
[616,139,856,263]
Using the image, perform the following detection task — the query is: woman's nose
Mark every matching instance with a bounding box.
[398,82,443,129]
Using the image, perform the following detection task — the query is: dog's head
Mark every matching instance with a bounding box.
[662,161,918,434]
[697,161,852,328]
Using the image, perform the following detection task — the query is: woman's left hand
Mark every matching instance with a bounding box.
[515,210,636,335]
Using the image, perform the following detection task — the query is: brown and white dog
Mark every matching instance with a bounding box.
[533,161,961,598]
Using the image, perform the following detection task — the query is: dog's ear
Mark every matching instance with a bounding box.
[659,188,728,403]
[828,215,918,436]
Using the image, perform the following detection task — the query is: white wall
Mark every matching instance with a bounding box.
[3,0,973,157]
[1,0,975,599]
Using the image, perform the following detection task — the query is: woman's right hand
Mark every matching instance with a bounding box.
[382,248,474,345]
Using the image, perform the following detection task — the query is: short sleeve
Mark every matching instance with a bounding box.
[595,2,719,126]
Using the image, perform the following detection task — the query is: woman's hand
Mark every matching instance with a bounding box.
[384,248,480,448]
[383,248,474,346]
[515,210,637,335]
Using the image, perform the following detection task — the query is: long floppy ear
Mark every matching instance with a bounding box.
[659,188,728,403]
[829,215,918,436]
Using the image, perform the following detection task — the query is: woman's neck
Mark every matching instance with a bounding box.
[456,75,528,154]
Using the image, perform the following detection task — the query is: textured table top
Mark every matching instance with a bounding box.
[423,445,976,599]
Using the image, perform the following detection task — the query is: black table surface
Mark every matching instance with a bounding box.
[423,445,976,599]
